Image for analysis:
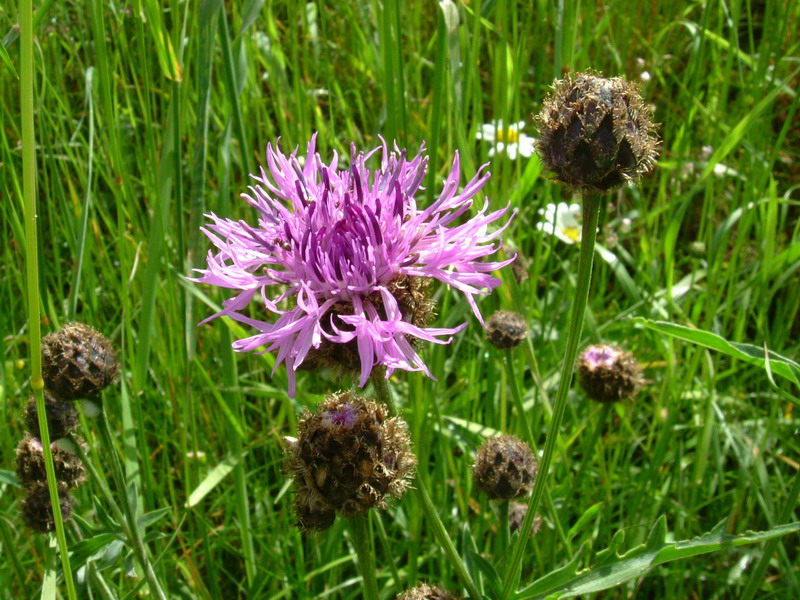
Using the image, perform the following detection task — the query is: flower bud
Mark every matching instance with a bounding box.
[396,583,460,600]
[24,392,79,440]
[577,343,644,403]
[42,322,119,401]
[473,435,538,500]
[15,434,86,489]
[535,71,659,192]
[21,482,75,533]
[485,311,528,349]
[285,392,416,523]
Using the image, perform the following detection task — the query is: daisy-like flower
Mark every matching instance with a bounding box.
[192,134,514,396]
[535,202,582,244]
[476,120,536,159]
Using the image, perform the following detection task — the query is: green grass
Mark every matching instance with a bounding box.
[2,1,799,598]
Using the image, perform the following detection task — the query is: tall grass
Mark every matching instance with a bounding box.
[1,1,799,598]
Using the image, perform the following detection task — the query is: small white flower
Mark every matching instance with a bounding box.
[536,202,582,244]
[640,70,651,83]
[476,120,536,159]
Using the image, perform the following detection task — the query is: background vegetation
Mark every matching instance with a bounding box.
[1,0,798,598]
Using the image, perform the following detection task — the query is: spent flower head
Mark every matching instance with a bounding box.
[476,120,536,160]
[193,134,513,395]
[577,343,644,403]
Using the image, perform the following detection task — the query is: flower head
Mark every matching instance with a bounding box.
[535,202,582,244]
[193,135,513,395]
[577,343,644,403]
[285,392,416,527]
[476,120,536,159]
[472,434,538,500]
[535,71,659,192]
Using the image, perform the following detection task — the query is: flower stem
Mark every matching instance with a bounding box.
[97,405,168,600]
[497,499,510,557]
[572,403,613,492]
[347,513,380,600]
[500,192,602,599]
[370,367,398,415]
[371,372,482,598]
[20,0,77,597]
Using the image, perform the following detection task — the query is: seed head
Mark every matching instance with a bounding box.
[577,343,644,403]
[42,322,119,401]
[21,482,75,533]
[285,392,416,522]
[535,71,659,192]
[485,311,528,349]
[396,583,461,600]
[24,392,79,440]
[473,435,538,500]
[15,434,86,489]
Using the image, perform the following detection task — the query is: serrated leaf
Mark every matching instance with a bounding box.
[514,519,800,599]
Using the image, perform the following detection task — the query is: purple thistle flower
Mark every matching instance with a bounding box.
[192,134,514,396]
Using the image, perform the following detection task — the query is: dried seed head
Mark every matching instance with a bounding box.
[535,71,659,192]
[472,435,538,500]
[15,434,86,489]
[24,392,79,440]
[508,501,542,537]
[485,311,528,349]
[293,486,337,533]
[42,323,119,401]
[577,343,644,403]
[395,583,461,600]
[285,392,416,522]
[21,482,75,533]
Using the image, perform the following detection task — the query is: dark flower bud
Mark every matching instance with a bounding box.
[577,343,644,403]
[42,322,119,401]
[508,501,542,537]
[285,392,416,523]
[15,434,86,489]
[535,71,659,192]
[485,311,528,349]
[21,482,75,533]
[24,392,79,440]
[396,583,461,600]
[473,435,538,500]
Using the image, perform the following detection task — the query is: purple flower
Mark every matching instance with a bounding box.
[192,134,513,396]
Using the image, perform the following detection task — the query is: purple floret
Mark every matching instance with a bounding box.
[192,134,514,396]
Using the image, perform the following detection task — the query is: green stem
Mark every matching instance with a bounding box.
[371,368,398,415]
[97,406,168,600]
[416,477,483,599]
[347,513,379,600]
[500,193,602,599]
[372,371,481,598]
[497,500,510,558]
[20,0,77,597]
[572,403,613,492]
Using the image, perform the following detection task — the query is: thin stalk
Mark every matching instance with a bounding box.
[374,512,402,590]
[416,476,482,599]
[347,513,379,600]
[20,0,77,597]
[500,193,602,599]
[370,368,398,415]
[371,372,481,598]
[572,403,613,492]
[497,500,510,558]
[97,406,169,600]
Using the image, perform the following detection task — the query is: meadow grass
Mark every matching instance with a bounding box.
[1,1,799,598]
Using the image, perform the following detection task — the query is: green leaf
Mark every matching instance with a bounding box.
[0,41,18,79]
[632,318,800,391]
[514,518,800,599]
[0,469,19,486]
[186,447,250,508]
